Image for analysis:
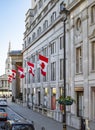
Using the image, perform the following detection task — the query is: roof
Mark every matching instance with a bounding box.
[9,50,22,55]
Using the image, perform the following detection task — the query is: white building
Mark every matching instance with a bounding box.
[22,0,95,129]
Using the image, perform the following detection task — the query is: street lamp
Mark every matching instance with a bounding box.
[60,1,69,129]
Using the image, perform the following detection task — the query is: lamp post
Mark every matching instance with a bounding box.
[60,2,69,129]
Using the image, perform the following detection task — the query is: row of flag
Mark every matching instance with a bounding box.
[8,54,48,83]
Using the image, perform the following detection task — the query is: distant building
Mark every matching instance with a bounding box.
[0,74,11,97]
[5,42,23,100]
[9,50,23,100]
[0,42,12,97]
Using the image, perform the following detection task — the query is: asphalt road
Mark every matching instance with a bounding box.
[7,99,63,130]
[0,106,27,129]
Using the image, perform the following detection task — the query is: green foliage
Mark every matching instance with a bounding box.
[56,96,76,105]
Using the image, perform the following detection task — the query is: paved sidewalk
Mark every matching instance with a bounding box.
[8,99,63,130]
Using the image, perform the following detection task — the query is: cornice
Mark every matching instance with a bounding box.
[24,0,59,39]
[22,16,62,53]
[67,0,85,11]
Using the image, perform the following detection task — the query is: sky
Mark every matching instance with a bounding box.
[0,0,31,75]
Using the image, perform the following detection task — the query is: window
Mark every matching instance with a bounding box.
[92,42,95,70]
[91,5,95,23]
[28,37,31,44]
[43,20,48,30]
[51,12,56,23]
[32,32,36,40]
[28,72,30,84]
[37,27,41,36]
[76,46,82,73]
[32,76,35,83]
[60,59,64,80]
[51,62,56,81]
[60,36,64,49]
[39,0,43,9]
[32,55,35,63]
[24,73,26,84]
[51,42,56,54]
[43,47,48,56]
[37,68,40,82]
[77,91,84,117]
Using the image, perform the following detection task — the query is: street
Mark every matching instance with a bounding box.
[6,98,63,130]
[0,106,26,129]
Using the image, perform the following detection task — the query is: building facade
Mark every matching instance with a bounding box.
[5,42,12,92]
[0,74,11,97]
[9,50,23,101]
[22,0,95,129]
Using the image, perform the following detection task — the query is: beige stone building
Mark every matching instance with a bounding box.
[0,74,11,97]
[9,50,23,101]
[22,0,95,129]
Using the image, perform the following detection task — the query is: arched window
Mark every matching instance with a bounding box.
[51,12,56,23]
[32,32,36,40]
[43,20,48,30]
[37,27,41,36]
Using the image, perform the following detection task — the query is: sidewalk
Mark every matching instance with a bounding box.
[8,99,63,130]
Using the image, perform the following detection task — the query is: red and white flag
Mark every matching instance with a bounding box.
[12,69,16,79]
[8,75,13,83]
[27,61,35,76]
[17,66,25,78]
[39,54,48,76]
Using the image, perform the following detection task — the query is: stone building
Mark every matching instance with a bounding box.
[9,50,23,101]
[22,0,95,129]
[0,42,12,97]
[0,74,11,97]
[5,42,12,93]
[5,42,23,101]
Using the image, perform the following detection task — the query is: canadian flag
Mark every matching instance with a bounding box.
[12,69,16,79]
[39,54,48,76]
[27,61,35,76]
[8,75,13,83]
[17,66,25,78]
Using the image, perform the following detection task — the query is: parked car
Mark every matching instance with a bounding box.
[0,98,7,107]
[1,119,35,130]
[0,108,8,121]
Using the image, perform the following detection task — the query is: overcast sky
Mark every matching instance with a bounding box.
[0,0,31,75]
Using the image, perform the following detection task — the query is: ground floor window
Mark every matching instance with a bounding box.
[91,87,95,119]
[51,88,56,110]
[77,91,84,117]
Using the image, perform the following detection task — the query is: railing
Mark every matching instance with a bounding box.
[32,105,63,122]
